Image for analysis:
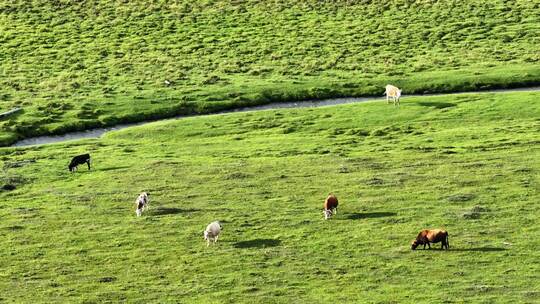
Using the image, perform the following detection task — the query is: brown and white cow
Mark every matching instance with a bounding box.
[411,229,449,250]
[323,193,339,220]
[384,84,402,106]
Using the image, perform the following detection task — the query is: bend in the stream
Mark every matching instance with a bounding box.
[10,87,540,147]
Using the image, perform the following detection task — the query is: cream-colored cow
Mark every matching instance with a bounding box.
[384,84,402,106]
[204,221,223,246]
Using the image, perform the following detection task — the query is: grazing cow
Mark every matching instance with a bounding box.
[68,153,91,172]
[384,84,402,106]
[204,221,223,246]
[323,193,339,220]
[411,229,449,250]
[134,192,150,217]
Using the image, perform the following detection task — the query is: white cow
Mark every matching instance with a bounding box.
[134,192,150,217]
[384,84,402,106]
[204,221,223,246]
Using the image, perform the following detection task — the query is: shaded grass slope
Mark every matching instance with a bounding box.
[0,91,539,302]
[0,0,539,145]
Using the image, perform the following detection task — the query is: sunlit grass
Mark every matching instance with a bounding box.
[0,91,538,302]
[0,0,539,145]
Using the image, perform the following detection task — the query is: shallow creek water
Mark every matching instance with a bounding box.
[11,87,540,147]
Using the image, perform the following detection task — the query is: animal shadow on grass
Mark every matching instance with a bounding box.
[346,212,397,220]
[150,207,201,216]
[417,102,457,109]
[233,239,281,249]
[450,247,506,252]
[99,165,132,172]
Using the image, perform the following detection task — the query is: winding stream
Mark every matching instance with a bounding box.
[11,87,540,147]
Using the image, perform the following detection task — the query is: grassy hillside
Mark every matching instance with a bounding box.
[1,0,539,145]
[1,91,539,302]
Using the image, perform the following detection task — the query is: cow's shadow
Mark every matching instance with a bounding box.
[450,247,506,252]
[346,212,396,220]
[233,239,281,249]
[150,207,201,216]
[99,166,132,172]
[417,101,457,109]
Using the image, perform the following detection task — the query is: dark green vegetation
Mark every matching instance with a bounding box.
[1,92,539,302]
[1,0,539,145]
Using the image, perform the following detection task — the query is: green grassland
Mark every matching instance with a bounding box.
[1,91,538,303]
[1,0,540,145]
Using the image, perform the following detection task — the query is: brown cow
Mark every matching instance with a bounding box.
[323,193,339,220]
[411,229,449,250]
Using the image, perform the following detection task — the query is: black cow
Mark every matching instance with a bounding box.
[69,153,91,172]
